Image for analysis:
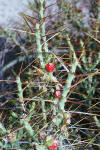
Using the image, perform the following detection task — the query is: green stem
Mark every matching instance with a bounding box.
[40,0,48,53]
[54,35,79,125]
[35,22,46,121]
[16,76,25,112]
[35,23,44,64]
[41,101,46,121]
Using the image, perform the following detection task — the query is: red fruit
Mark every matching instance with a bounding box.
[49,139,58,150]
[96,0,99,3]
[45,63,55,72]
[78,8,82,13]
[54,90,61,98]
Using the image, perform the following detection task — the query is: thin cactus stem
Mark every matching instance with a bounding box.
[16,75,25,112]
[20,118,34,137]
[41,101,47,121]
[92,52,100,69]
[35,22,46,121]
[80,39,100,70]
[40,0,48,53]
[53,98,58,116]
[98,1,100,19]
[80,39,87,64]
[35,23,44,64]
[95,1,100,38]
[57,34,79,122]
[0,122,6,135]
[79,39,88,72]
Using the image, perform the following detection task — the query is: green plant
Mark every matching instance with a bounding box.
[0,0,100,149]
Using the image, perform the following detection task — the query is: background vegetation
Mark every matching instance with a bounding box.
[0,0,100,149]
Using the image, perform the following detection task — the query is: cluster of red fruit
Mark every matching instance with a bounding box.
[45,63,61,98]
[49,139,58,150]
